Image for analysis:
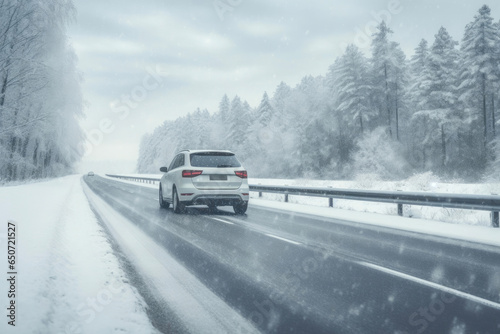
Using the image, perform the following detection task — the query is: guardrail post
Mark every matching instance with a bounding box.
[285,193,288,202]
[397,204,403,216]
[492,211,499,228]
[258,183,262,197]
[327,186,333,207]
[396,190,403,216]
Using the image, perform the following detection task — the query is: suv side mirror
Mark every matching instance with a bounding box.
[160,167,168,173]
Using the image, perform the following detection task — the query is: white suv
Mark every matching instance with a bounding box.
[159,150,249,214]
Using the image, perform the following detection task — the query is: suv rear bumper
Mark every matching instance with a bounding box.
[188,194,247,206]
[177,186,249,206]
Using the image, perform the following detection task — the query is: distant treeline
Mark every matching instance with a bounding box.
[138,5,500,181]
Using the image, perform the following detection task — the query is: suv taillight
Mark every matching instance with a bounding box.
[182,170,203,177]
[235,170,247,179]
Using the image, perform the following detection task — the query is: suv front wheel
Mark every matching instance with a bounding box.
[159,186,170,209]
[173,187,185,213]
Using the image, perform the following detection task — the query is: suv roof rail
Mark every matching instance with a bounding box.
[178,149,234,154]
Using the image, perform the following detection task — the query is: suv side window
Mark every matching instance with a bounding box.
[169,154,185,171]
[168,155,179,171]
[177,154,185,168]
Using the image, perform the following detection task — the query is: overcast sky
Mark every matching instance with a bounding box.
[68,0,500,174]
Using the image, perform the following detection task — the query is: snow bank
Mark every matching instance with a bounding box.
[249,177,500,227]
[101,174,159,189]
[0,175,157,334]
[249,198,500,247]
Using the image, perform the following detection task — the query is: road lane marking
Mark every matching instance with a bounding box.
[209,217,235,225]
[222,216,304,246]
[264,233,302,245]
[357,261,500,310]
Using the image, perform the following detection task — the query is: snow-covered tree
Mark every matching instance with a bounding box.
[271,81,291,120]
[0,0,85,182]
[136,5,500,181]
[211,94,230,147]
[351,127,410,179]
[409,27,461,173]
[389,41,408,142]
[458,5,500,163]
[330,44,373,134]
[408,39,431,126]
[486,138,500,181]
[226,96,247,149]
[218,94,230,123]
[370,21,408,140]
[427,27,459,110]
[256,92,273,126]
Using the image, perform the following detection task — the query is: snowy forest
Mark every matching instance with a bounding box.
[138,5,500,182]
[0,0,84,182]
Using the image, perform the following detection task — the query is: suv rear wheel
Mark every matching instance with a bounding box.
[233,202,247,214]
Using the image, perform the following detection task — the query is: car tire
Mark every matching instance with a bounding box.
[233,202,248,215]
[173,187,185,213]
[159,186,169,209]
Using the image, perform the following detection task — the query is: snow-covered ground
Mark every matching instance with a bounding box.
[249,198,500,247]
[0,175,158,334]
[250,174,500,227]
[108,173,500,227]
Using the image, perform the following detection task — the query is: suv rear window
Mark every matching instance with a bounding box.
[190,152,242,167]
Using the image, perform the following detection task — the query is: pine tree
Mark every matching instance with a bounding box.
[218,94,230,123]
[212,94,230,148]
[371,21,394,135]
[389,41,408,142]
[192,108,212,149]
[493,19,500,138]
[370,21,407,140]
[487,138,500,181]
[226,96,247,150]
[408,39,431,112]
[458,5,500,163]
[271,81,291,119]
[331,44,372,134]
[256,92,273,126]
[410,27,460,173]
[427,27,459,110]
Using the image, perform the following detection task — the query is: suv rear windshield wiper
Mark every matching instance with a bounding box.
[217,164,234,167]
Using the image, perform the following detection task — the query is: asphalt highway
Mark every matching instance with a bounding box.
[83,175,500,334]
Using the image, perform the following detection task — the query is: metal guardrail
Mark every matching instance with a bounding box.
[105,174,500,228]
[105,174,160,185]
